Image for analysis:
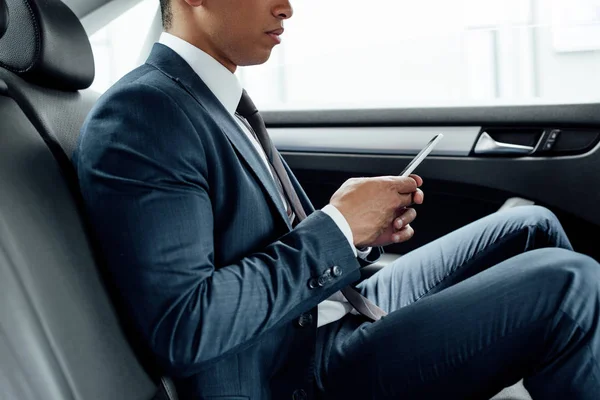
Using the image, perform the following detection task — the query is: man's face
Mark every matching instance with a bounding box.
[191,0,293,69]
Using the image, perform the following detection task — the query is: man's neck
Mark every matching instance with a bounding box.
[165,28,237,73]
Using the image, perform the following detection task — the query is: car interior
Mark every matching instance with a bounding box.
[1,0,599,399]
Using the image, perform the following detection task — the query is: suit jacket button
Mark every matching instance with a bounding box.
[317,275,328,287]
[330,266,343,277]
[296,313,313,328]
[308,278,319,289]
[292,389,308,400]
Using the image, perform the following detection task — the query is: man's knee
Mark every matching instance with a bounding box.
[509,205,560,229]
[532,248,600,320]
[565,251,600,301]
[525,249,600,360]
[533,248,600,282]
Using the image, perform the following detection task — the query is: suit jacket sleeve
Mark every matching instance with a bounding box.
[75,83,362,377]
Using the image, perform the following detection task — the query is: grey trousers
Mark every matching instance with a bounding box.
[315,206,600,399]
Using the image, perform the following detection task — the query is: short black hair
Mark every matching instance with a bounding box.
[159,0,172,30]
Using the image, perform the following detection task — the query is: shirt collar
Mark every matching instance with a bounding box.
[158,32,242,116]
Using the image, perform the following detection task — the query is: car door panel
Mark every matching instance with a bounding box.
[266,103,600,261]
[269,126,479,156]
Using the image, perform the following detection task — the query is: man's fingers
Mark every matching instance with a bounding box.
[396,189,424,209]
[392,224,414,243]
[391,176,418,194]
[396,192,414,208]
[413,189,424,205]
[408,174,423,187]
[394,208,417,229]
[371,220,416,247]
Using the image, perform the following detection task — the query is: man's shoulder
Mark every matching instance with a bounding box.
[75,64,215,172]
[84,62,210,134]
[78,65,195,152]
[76,63,219,169]
[98,63,185,108]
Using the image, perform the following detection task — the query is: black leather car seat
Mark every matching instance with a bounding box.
[0,0,175,398]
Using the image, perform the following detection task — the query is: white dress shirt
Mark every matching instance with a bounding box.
[158,32,368,327]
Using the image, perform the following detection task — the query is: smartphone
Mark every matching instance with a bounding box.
[399,133,444,177]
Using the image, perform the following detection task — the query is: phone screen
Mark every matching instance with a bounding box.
[399,134,444,177]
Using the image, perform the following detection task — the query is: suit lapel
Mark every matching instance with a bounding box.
[146,44,292,230]
[209,105,293,230]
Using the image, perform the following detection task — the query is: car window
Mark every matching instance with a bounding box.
[89,0,158,94]
[89,0,600,110]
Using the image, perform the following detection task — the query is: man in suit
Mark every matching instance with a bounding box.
[74,0,600,399]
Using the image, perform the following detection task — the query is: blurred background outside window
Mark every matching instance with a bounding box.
[89,0,600,110]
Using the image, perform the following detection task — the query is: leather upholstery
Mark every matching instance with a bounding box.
[0,0,94,90]
[0,0,172,399]
[0,90,157,400]
[0,68,97,164]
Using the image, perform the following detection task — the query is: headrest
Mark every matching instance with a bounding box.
[0,0,94,91]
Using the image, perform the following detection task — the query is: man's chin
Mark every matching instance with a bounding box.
[237,50,273,67]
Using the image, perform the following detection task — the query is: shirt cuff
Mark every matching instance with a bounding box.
[356,246,373,259]
[321,204,360,257]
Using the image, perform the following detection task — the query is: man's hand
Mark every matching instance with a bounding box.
[330,175,424,248]
[369,206,419,247]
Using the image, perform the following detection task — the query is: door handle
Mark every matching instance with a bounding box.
[474,132,534,155]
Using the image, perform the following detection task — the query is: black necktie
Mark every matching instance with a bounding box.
[236,89,387,322]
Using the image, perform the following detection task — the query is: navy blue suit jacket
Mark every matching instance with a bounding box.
[74,43,377,399]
